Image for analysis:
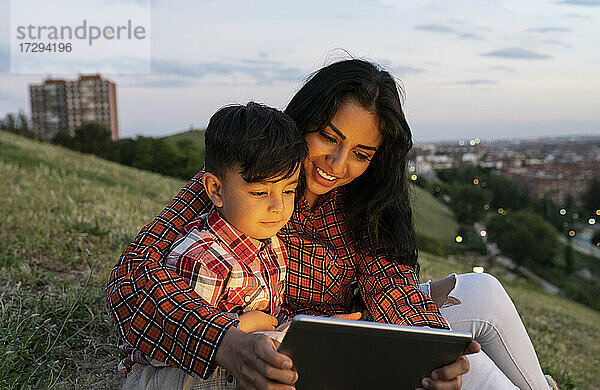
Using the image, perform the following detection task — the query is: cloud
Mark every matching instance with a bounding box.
[527,27,571,33]
[0,90,12,101]
[375,59,426,76]
[563,12,592,19]
[489,65,516,73]
[456,79,497,86]
[542,39,573,48]
[558,0,600,6]
[148,58,303,85]
[130,78,195,89]
[482,48,552,60]
[0,45,9,73]
[391,65,426,76]
[415,24,456,34]
[414,24,483,40]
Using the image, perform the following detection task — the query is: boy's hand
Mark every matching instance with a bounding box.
[238,310,278,332]
[332,312,362,321]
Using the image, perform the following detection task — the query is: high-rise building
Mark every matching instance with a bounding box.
[29,74,119,140]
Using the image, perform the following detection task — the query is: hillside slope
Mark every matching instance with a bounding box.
[1,131,598,389]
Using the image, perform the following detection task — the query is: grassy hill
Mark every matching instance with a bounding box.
[1,130,598,389]
[411,185,458,245]
[161,128,205,156]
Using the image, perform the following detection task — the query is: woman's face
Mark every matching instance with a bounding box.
[303,100,382,207]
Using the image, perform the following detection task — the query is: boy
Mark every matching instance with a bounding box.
[119,102,307,383]
[166,102,307,332]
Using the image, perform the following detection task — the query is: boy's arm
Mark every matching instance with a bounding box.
[105,170,238,379]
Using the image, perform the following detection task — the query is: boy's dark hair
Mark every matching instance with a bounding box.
[204,102,308,182]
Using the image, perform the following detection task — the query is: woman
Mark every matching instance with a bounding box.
[107,59,552,389]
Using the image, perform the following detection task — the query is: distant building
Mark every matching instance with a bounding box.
[29,74,119,140]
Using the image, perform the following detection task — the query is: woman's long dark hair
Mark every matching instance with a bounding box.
[285,59,418,271]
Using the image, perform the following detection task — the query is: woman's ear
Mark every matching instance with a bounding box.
[202,172,224,208]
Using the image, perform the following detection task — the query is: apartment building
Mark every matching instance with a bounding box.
[29,74,119,140]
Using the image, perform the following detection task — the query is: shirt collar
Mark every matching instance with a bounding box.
[205,207,270,263]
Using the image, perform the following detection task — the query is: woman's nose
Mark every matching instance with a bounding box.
[326,147,347,176]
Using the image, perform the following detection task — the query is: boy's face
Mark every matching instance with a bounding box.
[217,168,300,240]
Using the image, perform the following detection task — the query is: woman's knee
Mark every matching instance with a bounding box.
[462,273,507,299]
[457,273,516,316]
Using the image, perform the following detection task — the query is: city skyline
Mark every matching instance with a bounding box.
[1,0,600,141]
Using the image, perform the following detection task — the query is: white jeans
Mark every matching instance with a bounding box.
[420,273,549,390]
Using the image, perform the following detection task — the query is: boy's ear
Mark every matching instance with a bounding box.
[202,173,224,208]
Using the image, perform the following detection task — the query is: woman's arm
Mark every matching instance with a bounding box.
[356,251,449,328]
[106,170,234,378]
[356,253,481,389]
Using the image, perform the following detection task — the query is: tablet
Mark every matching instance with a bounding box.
[277,315,472,390]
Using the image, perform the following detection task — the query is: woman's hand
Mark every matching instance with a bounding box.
[415,340,481,390]
[215,326,298,390]
[238,310,279,332]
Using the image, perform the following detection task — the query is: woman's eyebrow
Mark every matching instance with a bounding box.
[327,122,378,151]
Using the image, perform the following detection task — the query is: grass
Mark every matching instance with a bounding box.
[0,131,182,388]
[1,130,599,389]
[418,253,600,389]
[411,185,459,244]
[161,129,205,156]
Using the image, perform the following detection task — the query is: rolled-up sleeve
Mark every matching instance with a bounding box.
[356,251,449,329]
[105,170,238,378]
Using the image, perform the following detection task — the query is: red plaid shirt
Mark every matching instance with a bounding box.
[118,207,287,376]
[106,169,448,379]
[166,207,287,315]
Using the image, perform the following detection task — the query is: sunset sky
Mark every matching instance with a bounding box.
[1,0,599,142]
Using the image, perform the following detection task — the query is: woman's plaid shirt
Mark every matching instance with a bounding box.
[106,170,448,379]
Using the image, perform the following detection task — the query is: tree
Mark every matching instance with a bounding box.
[17,110,29,132]
[51,129,73,148]
[72,122,113,157]
[449,183,490,225]
[592,230,600,247]
[3,113,17,129]
[486,210,559,266]
[583,177,600,214]
[565,238,574,274]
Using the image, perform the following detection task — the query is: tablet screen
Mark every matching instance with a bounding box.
[278,315,472,390]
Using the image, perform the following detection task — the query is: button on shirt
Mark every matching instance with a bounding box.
[106,169,448,380]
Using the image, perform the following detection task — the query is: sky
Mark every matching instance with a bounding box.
[1,0,599,142]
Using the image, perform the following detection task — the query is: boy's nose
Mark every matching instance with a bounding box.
[268,195,284,213]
